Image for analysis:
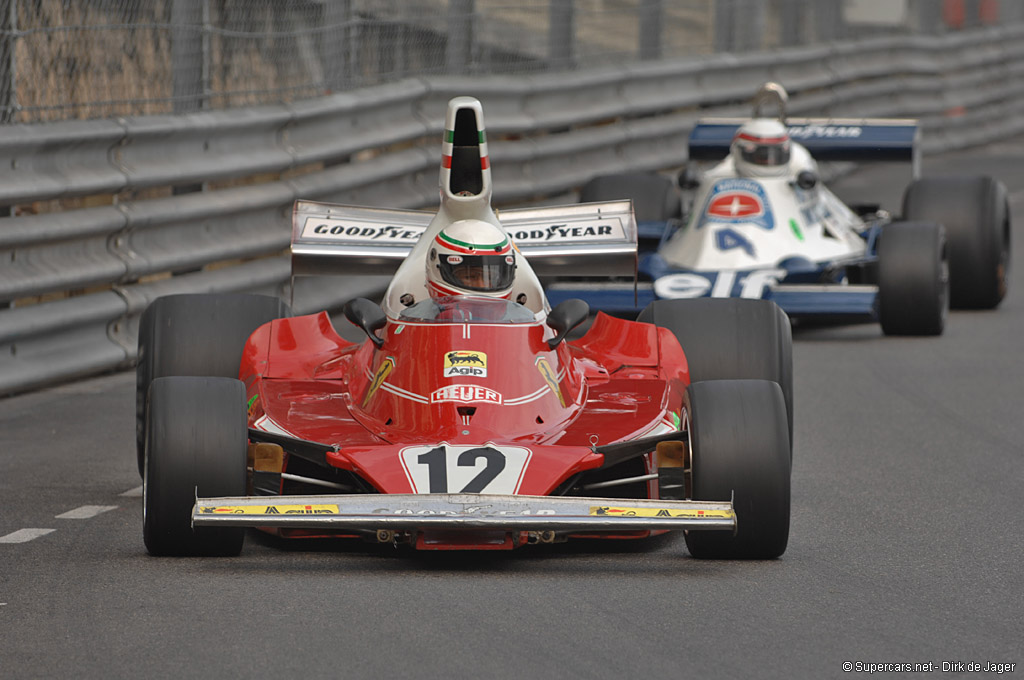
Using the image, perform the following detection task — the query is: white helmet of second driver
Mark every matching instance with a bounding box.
[731,118,791,178]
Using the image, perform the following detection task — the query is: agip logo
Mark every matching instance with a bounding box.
[443,350,487,378]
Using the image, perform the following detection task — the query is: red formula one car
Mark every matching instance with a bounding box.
[136,97,793,559]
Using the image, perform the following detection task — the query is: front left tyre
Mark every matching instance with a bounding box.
[683,379,791,560]
[638,298,793,454]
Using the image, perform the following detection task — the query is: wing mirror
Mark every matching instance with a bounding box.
[343,298,386,348]
[795,170,818,190]
[547,298,590,349]
[678,163,701,191]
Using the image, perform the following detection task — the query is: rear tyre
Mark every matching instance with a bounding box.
[143,376,247,557]
[136,293,290,477]
[683,380,791,560]
[877,222,948,336]
[579,173,681,222]
[902,175,1010,309]
[638,298,793,452]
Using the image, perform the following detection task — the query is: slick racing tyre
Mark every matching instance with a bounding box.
[579,173,681,222]
[136,293,290,477]
[143,376,247,557]
[683,380,791,560]
[638,298,793,454]
[877,222,948,336]
[902,175,1010,309]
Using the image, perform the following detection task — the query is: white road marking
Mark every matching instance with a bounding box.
[55,505,118,520]
[0,529,56,544]
[121,486,143,497]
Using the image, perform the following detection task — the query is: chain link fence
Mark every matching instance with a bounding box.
[2,0,1018,123]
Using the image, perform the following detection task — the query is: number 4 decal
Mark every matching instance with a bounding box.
[715,228,756,257]
[400,444,532,494]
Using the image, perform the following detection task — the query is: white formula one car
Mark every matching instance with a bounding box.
[547,82,1010,335]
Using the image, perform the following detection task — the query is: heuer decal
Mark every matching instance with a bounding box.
[363,356,396,406]
[589,506,735,519]
[200,504,340,515]
[508,219,625,244]
[697,179,774,231]
[444,350,487,378]
[430,385,502,405]
[301,218,424,243]
[535,357,565,407]
[246,394,259,418]
[653,269,786,300]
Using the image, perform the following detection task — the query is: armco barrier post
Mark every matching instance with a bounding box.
[171,0,205,114]
[549,0,574,70]
[638,0,663,61]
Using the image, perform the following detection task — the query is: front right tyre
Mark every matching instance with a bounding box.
[143,376,248,557]
[135,293,290,477]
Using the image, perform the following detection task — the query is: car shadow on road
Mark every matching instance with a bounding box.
[230,529,781,577]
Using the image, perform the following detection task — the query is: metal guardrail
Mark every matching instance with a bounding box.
[2,25,1024,396]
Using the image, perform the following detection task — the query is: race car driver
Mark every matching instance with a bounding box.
[728,117,818,182]
[426,219,517,299]
[730,118,792,178]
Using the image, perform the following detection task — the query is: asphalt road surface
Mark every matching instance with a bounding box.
[1,142,1022,679]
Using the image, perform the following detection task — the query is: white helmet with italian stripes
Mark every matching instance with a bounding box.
[427,219,517,298]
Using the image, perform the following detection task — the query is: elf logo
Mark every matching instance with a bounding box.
[653,269,786,299]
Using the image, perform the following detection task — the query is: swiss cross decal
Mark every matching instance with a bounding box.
[708,191,763,218]
[697,178,775,231]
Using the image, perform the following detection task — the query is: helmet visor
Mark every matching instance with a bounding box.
[739,140,790,166]
[439,254,516,293]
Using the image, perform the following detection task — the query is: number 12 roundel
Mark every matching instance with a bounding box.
[399,444,532,494]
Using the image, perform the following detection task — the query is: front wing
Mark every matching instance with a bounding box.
[193,493,736,533]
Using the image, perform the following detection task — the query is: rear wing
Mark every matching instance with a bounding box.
[688,118,920,177]
[291,199,638,278]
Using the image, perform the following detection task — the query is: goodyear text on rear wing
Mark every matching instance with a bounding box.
[688,118,920,178]
[290,199,638,278]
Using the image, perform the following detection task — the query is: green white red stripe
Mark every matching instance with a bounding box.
[442,128,489,170]
[435,230,510,254]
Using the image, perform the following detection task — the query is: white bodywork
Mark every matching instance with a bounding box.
[290,96,638,318]
[659,142,869,272]
[383,97,548,317]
